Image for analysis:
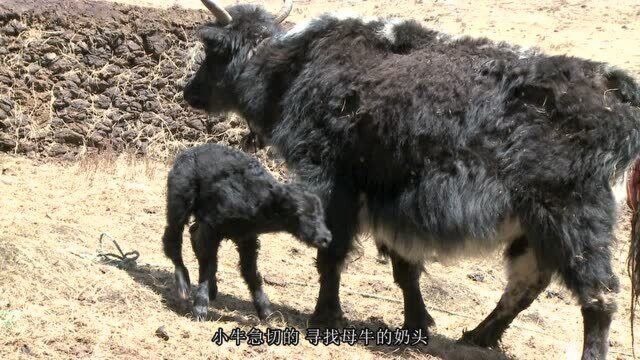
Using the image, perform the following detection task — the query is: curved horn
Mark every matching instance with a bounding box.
[201,0,232,25]
[273,0,293,24]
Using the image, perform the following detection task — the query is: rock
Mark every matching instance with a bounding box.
[467,273,485,282]
[19,345,32,356]
[126,40,141,52]
[155,326,169,341]
[0,75,12,86]
[127,101,142,112]
[69,99,91,111]
[83,54,108,68]
[18,141,36,153]
[185,118,205,132]
[1,20,28,36]
[0,133,16,151]
[75,40,90,54]
[62,72,82,85]
[545,289,565,300]
[0,99,13,113]
[48,143,70,156]
[26,63,42,74]
[95,95,112,109]
[85,77,109,92]
[0,0,232,159]
[212,122,231,134]
[50,58,72,73]
[142,33,168,59]
[88,132,105,146]
[42,52,58,64]
[55,129,84,145]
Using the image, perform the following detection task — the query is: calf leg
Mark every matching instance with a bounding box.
[460,236,552,348]
[190,223,222,321]
[389,251,434,330]
[162,225,191,301]
[236,235,273,320]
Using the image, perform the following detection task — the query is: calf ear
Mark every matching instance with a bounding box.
[199,27,232,58]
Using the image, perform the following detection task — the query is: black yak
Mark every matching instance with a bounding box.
[183,1,640,358]
[162,143,331,321]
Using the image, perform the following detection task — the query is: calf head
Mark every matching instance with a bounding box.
[276,184,332,249]
[183,0,291,113]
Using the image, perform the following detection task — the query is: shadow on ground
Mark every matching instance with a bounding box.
[116,261,512,360]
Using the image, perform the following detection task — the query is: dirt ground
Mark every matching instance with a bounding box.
[1,0,640,359]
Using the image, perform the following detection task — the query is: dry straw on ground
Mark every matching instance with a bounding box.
[2,0,640,359]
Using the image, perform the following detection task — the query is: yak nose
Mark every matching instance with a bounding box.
[183,82,206,109]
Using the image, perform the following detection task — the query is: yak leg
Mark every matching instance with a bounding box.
[309,184,359,328]
[513,195,617,359]
[236,235,273,320]
[190,223,222,321]
[460,236,552,348]
[389,251,434,330]
[561,239,618,359]
[534,195,618,360]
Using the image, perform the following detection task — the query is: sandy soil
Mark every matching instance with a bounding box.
[1,0,639,359]
[108,0,640,77]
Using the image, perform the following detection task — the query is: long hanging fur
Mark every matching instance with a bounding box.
[628,159,640,355]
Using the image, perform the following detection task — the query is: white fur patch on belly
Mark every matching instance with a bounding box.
[358,198,523,264]
[611,171,627,208]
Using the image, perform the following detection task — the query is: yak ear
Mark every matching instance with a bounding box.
[199,26,232,58]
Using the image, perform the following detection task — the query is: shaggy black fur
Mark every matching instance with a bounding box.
[183,5,640,358]
[161,143,331,321]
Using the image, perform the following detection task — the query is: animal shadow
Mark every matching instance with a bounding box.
[117,262,512,360]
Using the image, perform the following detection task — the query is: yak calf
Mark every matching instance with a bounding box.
[162,144,331,320]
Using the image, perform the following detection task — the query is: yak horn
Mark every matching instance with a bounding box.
[201,0,233,25]
[273,0,293,24]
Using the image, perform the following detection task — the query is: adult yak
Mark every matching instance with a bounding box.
[183,1,640,358]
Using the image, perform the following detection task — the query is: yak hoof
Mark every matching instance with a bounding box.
[458,329,500,349]
[308,310,347,329]
[209,283,218,301]
[403,317,435,333]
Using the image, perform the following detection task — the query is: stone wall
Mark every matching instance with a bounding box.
[0,0,250,159]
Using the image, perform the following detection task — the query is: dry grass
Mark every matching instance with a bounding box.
[0,150,637,360]
[2,0,640,359]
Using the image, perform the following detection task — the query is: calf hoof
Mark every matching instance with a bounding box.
[257,306,274,321]
[458,328,500,349]
[308,309,347,329]
[193,304,208,322]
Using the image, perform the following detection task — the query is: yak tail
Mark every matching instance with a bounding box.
[612,66,640,352]
[628,158,640,354]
